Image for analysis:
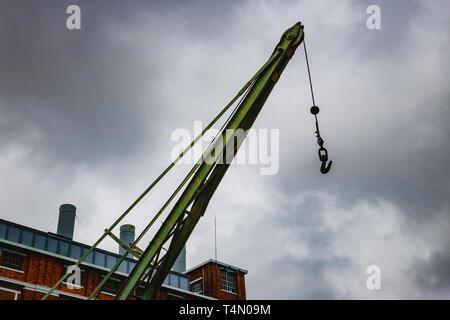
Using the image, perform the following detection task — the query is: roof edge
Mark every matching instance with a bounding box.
[184,259,248,275]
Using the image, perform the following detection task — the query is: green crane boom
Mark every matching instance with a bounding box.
[41,21,309,301]
[115,22,305,300]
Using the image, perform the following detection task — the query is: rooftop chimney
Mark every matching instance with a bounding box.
[57,204,76,240]
[172,245,186,273]
[119,224,135,257]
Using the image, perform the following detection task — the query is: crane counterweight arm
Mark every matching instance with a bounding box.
[116,22,305,300]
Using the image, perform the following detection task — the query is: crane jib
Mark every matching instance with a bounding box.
[116,22,306,300]
[42,21,330,301]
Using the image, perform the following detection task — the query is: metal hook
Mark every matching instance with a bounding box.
[318,147,332,174]
[320,159,332,174]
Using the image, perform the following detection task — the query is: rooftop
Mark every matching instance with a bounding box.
[185,258,248,275]
[0,218,190,291]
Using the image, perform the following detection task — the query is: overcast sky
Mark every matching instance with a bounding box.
[0,0,449,299]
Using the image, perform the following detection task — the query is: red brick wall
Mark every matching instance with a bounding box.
[0,290,16,300]
[187,262,246,300]
[0,243,210,300]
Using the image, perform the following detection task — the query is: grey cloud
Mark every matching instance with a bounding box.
[350,0,423,60]
[0,1,166,168]
[415,252,450,295]
[262,254,354,299]
[274,0,450,222]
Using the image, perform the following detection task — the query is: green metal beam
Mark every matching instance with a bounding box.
[116,22,305,300]
[40,26,276,300]
[105,229,142,259]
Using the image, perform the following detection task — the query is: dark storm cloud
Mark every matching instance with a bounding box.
[350,0,423,60]
[0,0,449,299]
[409,209,450,296]
[251,0,450,298]
[0,0,247,170]
[415,251,450,295]
[0,1,155,167]
[264,194,357,298]
[263,254,354,299]
[276,0,450,221]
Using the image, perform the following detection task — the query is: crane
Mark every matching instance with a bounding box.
[42,21,331,300]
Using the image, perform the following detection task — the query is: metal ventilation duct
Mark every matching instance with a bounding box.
[119,224,135,257]
[56,204,76,240]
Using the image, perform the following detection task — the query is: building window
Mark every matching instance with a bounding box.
[1,250,24,271]
[102,279,119,295]
[220,268,237,294]
[190,279,202,294]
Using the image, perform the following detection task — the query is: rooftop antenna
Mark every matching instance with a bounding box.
[215,214,218,269]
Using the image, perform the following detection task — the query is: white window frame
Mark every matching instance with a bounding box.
[100,276,120,296]
[0,248,26,273]
[220,268,237,295]
[190,277,203,294]
[0,286,21,300]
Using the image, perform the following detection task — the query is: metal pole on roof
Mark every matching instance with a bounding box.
[215,215,217,270]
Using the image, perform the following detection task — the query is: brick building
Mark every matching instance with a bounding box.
[186,259,247,300]
[0,204,247,300]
